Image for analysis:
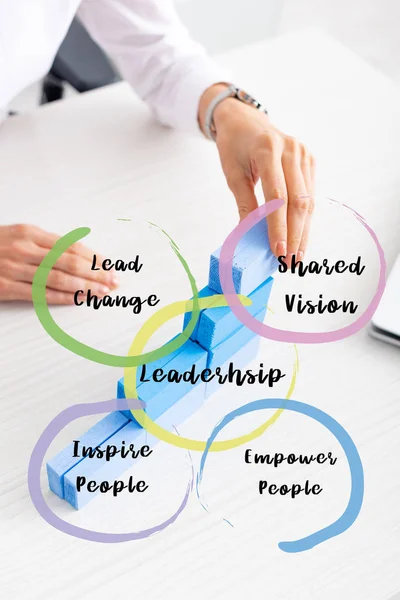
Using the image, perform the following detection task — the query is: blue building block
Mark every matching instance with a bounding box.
[117,378,125,400]
[50,224,277,509]
[206,306,267,370]
[209,220,278,295]
[196,277,273,350]
[64,419,145,509]
[64,384,206,509]
[182,285,218,341]
[118,333,189,420]
[46,411,129,499]
[118,338,207,424]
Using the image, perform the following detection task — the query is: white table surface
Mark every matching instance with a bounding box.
[1,29,400,600]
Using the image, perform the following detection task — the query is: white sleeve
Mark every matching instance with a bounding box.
[77,0,230,133]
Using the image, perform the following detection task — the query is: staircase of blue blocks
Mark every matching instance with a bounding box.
[47,221,277,508]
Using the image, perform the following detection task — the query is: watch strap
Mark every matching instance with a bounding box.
[204,85,268,141]
[204,85,237,141]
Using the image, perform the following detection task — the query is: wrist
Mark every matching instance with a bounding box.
[199,84,269,141]
[213,95,253,128]
[198,82,230,137]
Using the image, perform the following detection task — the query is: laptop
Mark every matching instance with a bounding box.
[369,254,400,348]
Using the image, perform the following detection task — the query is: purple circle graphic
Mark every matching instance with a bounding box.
[28,398,193,542]
[219,198,386,343]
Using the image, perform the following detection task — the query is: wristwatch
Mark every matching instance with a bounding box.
[204,84,268,141]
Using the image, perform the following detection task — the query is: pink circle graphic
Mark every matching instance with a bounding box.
[219,198,386,343]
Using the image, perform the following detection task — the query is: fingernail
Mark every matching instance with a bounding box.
[96,284,110,295]
[109,276,120,289]
[275,240,286,258]
[297,251,304,262]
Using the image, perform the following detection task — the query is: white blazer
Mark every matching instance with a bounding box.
[0,0,227,132]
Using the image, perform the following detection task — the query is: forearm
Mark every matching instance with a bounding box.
[78,0,229,133]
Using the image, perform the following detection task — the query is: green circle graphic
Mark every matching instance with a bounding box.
[32,227,200,367]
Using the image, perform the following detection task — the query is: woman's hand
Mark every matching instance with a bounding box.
[199,85,316,262]
[0,225,119,304]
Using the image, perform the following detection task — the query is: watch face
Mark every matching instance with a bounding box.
[237,90,254,104]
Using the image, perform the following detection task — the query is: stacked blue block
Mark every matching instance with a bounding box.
[64,384,206,509]
[47,224,276,509]
[196,277,272,350]
[118,333,197,420]
[209,219,278,295]
[196,222,275,369]
[64,419,145,509]
[119,337,207,423]
[205,306,266,369]
[182,277,272,349]
[46,411,130,499]
[182,285,216,341]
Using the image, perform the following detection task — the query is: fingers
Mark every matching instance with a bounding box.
[41,288,76,305]
[255,148,288,257]
[0,260,109,296]
[53,252,116,288]
[33,228,101,263]
[228,176,258,221]
[281,140,309,262]
[0,224,61,251]
[0,239,49,266]
[216,121,315,261]
[297,153,316,260]
[0,224,118,304]
[0,277,75,305]
[255,136,315,262]
[3,224,107,266]
[46,267,109,296]
[0,237,115,288]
